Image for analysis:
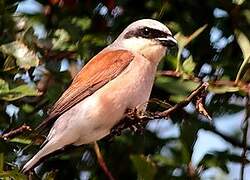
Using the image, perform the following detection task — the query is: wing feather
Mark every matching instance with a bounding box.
[36,49,134,131]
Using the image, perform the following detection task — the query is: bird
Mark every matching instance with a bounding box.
[22,19,177,173]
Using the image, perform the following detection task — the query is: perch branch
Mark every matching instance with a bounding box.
[156,82,209,117]
[0,124,32,140]
[109,82,209,138]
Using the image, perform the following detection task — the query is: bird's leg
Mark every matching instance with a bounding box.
[108,106,152,140]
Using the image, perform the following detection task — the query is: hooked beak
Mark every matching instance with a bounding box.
[157,36,177,48]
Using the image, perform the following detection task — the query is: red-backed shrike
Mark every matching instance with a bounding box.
[22,19,177,172]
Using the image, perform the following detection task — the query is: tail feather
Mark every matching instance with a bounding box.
[22,140,64,173]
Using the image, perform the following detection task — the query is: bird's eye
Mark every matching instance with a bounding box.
[143,28,150,36]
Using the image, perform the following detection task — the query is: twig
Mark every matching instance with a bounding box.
[110,82,210,138]
[158,70,250,93]
[187,162,197,180]
[156,82,209,117]
[0,124,32,140]
[240,94,250,180]
[93,142,115,180]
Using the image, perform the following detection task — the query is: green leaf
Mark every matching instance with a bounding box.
[0,79,9,93]
[182,56,196,74]
[0,79,40,101]
[71,17,91,31]
[175,24,207,49]
[208,85,239,94]
[153,154,176,167]
[9,137,32,144]
[21,104,34,113]
[52,29,77,51]
[0,169,26,180]
[0,153,3,172]
[0,41,39,70]
[174,24,207,72]
[130,154,157,180]
[155,76,199,102]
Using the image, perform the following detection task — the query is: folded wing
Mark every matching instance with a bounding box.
[36,49,134,131]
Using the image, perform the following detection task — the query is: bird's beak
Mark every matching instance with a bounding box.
[157,36,177,48]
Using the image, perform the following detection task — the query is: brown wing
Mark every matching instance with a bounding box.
[36,50,134,131]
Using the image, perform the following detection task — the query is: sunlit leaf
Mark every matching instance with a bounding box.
[208,85,239,94]
[0,41,39,69]
[0,79,9,93]
[235,30,250,82]
[233,0,245,5]
[235,30,250,61]
[71,17,91,30]
[0,79,40,101]
[174,24,207,71]
[182,55,196,74]
[174,24,207,49]
[52,29,77,51]
[9,137,32,144]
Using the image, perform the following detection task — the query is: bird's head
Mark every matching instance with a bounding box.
[112,19,177,63]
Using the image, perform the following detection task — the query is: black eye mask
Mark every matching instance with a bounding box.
[124,26,172,39]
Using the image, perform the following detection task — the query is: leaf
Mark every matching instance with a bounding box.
[175,24,207,50]
[0,79,9,93]
[233,0,245,5]
[71,17,91,30]
[208,85,239,94]
[174,24,207,71]
[2,85,40,101]
[0,41,39,70]
[182,55,196,74]
[3,56,16,71]
[235,30,250,60]
[52,29,77,51]
[235,30,250,82]
[9,137,32,144]
[0,79,40,101]
[130,154,157,180]
[155,76,199,102]
[0,169,26,180]
[153,154,176,167]
[0,153,3,172]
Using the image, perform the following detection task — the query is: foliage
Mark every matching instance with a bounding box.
[0,0,250,179]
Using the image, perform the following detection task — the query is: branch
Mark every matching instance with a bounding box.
[158,70,250,93]
[0,124,32,140]
[93,142,115,180]
[109,82,210,138]
[156,82,209,118]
